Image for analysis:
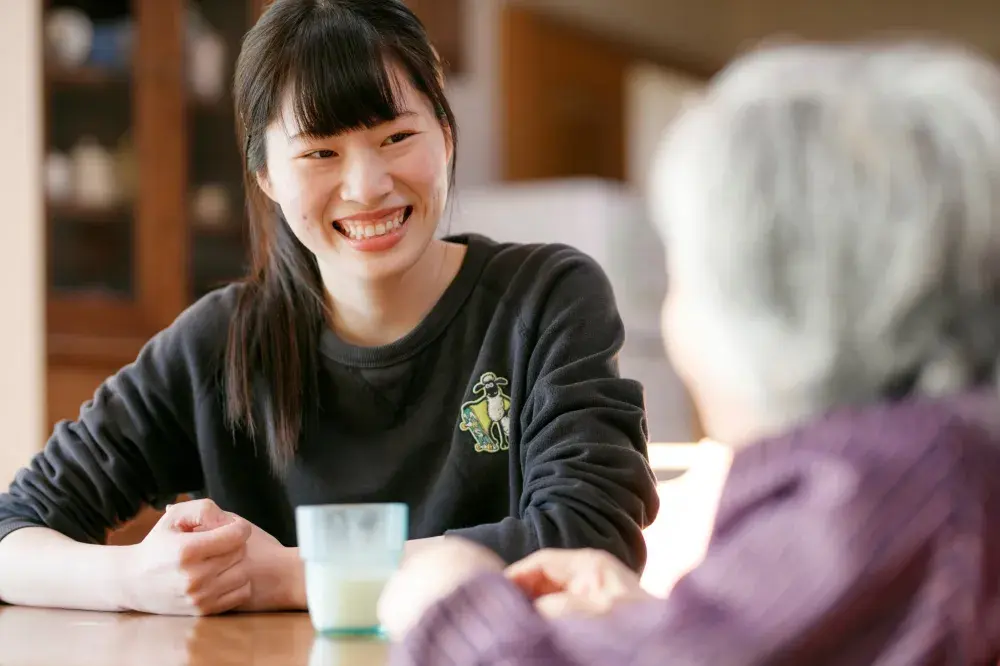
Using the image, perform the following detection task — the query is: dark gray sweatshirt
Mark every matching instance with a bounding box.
[0,234,660,570]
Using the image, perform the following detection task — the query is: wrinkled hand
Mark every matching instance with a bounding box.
[505,548,652,620]
[378,538,506,640]
[118,499,252,616]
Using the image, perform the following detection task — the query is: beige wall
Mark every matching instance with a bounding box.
[625,62,703,193]
[445,0,502,189]
[448,0,712,191]
[0,1,45,488]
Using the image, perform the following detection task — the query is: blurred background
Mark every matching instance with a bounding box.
[1,0,999,491]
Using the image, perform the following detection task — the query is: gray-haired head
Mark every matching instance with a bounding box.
[650,40,1000,437]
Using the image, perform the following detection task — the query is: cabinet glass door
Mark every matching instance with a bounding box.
[45,0,137,300]
[186,0,252,303]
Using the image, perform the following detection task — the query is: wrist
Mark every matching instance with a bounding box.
[279,547,307,610]
[102,544,135,612]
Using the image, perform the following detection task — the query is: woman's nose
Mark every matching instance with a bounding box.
[340,152,393,205]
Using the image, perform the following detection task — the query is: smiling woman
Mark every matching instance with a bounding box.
[0,0,659,618]
[229,1,465,456]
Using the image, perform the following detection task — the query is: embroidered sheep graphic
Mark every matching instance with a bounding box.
[459,371,512,453]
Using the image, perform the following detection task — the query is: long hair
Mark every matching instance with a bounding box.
[229,0,459,472]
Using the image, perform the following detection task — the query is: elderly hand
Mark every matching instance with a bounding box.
[377,537,506,640]
[505,548,653,620]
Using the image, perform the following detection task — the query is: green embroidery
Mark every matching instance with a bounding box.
[459,372,512,453]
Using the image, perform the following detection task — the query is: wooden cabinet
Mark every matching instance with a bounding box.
[43,0,464,431]
[41,0,267,543]
[406,0,465,74]
[43,0,261,429]
[500,6,630,182]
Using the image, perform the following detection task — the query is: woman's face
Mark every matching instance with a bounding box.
[258,68,452,285]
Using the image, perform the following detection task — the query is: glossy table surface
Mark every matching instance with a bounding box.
[0,443,720,666]
[0,606,389,666]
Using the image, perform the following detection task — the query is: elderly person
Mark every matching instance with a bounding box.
[378,39,1000,665]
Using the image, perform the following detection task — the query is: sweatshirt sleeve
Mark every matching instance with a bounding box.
[392,416,990,666]
[446,253,660,570]
[0,293,227,545]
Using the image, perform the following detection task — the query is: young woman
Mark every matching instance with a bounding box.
[0,0,658,616]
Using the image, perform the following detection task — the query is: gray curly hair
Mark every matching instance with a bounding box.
[650,40,1000,433]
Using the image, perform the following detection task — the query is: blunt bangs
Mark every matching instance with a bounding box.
[279,11,407,139]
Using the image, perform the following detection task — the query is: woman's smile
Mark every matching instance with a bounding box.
[332,205,412,240]
[331,205,414,253]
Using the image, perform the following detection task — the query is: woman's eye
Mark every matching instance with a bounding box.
[384,132,415,146]
[304,149,336,159]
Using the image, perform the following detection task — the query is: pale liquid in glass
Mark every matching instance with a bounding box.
[304,563,392,635]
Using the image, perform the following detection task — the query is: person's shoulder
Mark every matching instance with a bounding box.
[171,282,242,336]
[454,234,622,341]
[148,282,245,359]
[469,233,604,275]
[102,283,245,393]
[730,391,1000,509]
[461,233,614,299]
[785,392,1000,464]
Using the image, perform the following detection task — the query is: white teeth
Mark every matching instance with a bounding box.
[338,208,408,240]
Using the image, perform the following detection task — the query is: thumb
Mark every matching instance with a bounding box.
[164,500,233,533]
[534,591,604,620]
[506,566,564,600]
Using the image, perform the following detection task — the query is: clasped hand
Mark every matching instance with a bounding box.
[115,499,298,616]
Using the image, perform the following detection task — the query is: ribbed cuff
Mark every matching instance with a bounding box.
[391,572,555,666]
[0,519,45,544]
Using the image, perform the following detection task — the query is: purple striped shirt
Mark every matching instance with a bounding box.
[391,391,1000,665]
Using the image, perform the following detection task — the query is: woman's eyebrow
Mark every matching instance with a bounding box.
[287,111,420,141]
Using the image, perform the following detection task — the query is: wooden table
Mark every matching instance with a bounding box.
[0,606,389,665]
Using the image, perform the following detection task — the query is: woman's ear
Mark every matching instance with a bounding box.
[256,170,277,203]
[443,123,455,167]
